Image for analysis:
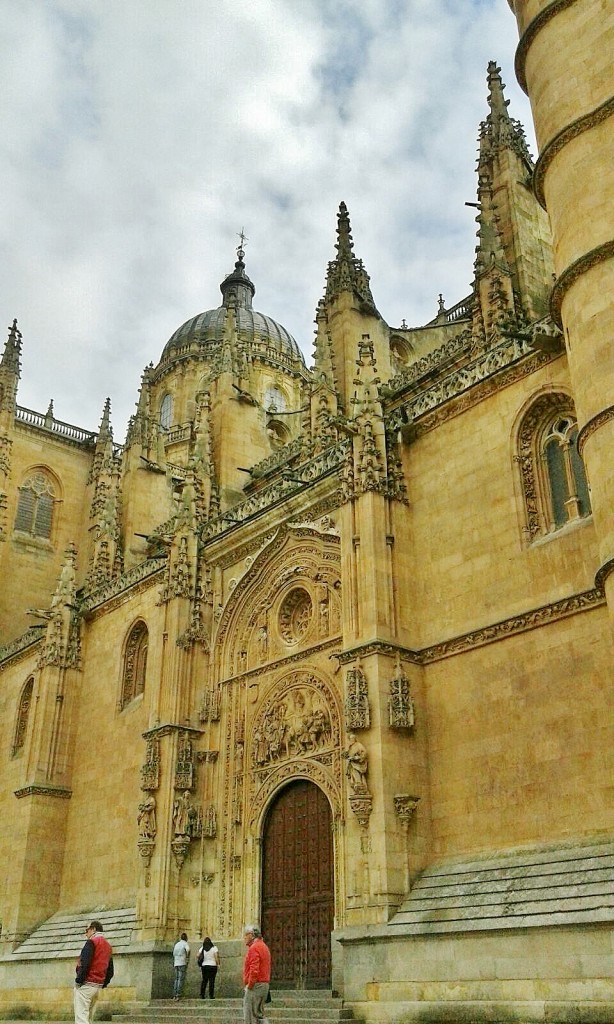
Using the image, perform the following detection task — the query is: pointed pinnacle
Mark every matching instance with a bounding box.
[98,397,113,441]
[486,61,510,119]
[336,201,355,262]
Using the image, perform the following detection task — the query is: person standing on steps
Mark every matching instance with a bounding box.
[74,920,114,1024]
[172,932,190,1000]
[242,925,271,1024]
[197,936,220,998]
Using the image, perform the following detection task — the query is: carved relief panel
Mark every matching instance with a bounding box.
[247,669,343,830]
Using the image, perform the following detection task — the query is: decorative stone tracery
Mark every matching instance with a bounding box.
[345,664,370,729]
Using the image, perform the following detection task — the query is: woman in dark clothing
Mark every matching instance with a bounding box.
[197,936,220,998]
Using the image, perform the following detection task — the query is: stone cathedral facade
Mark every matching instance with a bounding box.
[0,16,613,1023]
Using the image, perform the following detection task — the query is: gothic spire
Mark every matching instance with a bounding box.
[479,61,532,170]
[1,318,22,376]
[97,397,113,443]
[324,202,379,315]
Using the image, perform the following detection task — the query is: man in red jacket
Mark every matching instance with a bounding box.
[74,921,114,1024]
[242,925,271,1024]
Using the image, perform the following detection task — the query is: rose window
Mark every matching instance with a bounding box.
[279,588,313,645]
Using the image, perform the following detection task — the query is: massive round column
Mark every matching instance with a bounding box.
[509,0,614,592]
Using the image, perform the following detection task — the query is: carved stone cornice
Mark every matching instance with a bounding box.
[514,0,579,94]
[332,587,605,667]
[142,723,204,740]
[420,587,604,664]
[14,784,72,800]
[595,558,614,594]
[550,240,614,328]
[0,627,45,669]
[81,558,164,616]
[388,336,556,440]
[577,405,614,457]
[533,95,614,209]
[333,641,422,667]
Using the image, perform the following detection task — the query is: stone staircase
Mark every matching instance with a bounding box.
[113,991,362,1024]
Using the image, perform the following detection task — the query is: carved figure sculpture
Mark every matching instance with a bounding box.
[173,789,195,837]
[343,733,369,794]
[137,794,157,839]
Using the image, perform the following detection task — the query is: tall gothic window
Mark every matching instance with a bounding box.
[159,393,173,431]
[120,622,148,710]
[14,471,56,539]
[12,677,34,757]
[517,393,591,541]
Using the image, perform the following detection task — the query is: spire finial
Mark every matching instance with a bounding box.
[1,317,22,374]
[486,61,510,119]
[336,201,355,262]
[324,202,378,315]
[220,231,255,310]
[98,397,113,441]
[480,60,532,166]
[236,227,248,264]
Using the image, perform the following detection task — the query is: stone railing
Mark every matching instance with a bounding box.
[201,438,349,541]
[16,406,96,445]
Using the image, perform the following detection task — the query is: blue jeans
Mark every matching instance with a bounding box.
[173,964,187,998]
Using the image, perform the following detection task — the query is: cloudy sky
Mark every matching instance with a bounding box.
[0,0,533,441]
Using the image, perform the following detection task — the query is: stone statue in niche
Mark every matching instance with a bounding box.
[343,733,369,794]
[173,789,196,837]
[137,793,157,839]
[257,624,268,659]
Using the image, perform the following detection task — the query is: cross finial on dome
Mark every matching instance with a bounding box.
[236,227,249,264]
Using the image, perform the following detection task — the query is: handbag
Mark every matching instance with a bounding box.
[197,951,204,967]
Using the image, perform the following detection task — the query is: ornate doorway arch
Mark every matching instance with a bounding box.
[261,779,333,989]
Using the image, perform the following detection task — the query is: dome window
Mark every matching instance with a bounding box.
[160,393,173,431]
[264,387,287,414]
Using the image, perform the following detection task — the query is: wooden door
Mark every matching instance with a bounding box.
[261,780,333,989]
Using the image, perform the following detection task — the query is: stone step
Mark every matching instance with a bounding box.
[390,838,614,935]
[13,907,137,959]
[114,993,358,1024]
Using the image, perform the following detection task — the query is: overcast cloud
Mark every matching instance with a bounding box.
[0,0,533,440]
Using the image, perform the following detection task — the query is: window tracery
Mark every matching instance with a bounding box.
[12,677,34,757]
[14,471,56,539]
[517,394,591,541]
[120,621,148,710]
[159,393,173,431]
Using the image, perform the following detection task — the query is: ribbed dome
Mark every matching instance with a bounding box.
[163,306,303,362]
[160,255,305,365]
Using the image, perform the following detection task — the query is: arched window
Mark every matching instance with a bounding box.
[517,393,591,541]
[14,471,56,539]
[390,335,413,374]
[159,393,173,431]
[264,386,287,414]
[12,677,34,757]
[120,622,148,710]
